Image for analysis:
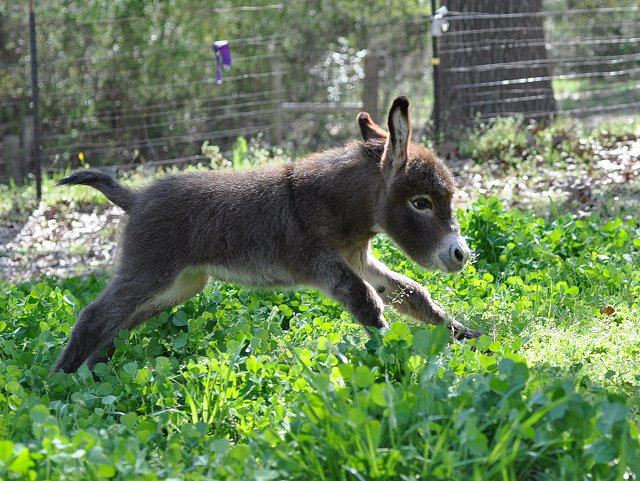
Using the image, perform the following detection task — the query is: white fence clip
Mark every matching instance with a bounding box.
[431,6,449,37]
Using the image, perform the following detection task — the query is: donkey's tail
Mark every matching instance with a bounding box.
[58,169,136,212]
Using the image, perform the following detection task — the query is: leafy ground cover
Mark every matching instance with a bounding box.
[1,118,639,479]
[1,196,639,480]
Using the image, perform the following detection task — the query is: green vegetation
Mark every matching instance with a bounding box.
[2,0,639,476]
[458,114,640,167]
[1,195,639,480]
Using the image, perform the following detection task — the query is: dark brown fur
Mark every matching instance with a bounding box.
[54,97,480,373]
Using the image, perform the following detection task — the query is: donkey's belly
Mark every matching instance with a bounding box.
[203,263,296,287]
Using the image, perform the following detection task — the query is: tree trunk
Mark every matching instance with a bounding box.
[436,0,557,131]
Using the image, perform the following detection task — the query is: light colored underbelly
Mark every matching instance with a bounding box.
[203,264,296,287]
[141,263,296,316]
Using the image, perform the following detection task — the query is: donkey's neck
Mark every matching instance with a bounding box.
[289,140,386,248]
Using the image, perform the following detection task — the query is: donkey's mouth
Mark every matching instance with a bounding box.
[437,254,466,273]
[435,233,470,273]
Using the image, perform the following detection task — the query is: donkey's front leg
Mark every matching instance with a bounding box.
[309,257,388,331]
[357,254,481,339]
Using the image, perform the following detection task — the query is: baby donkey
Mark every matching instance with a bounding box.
[54,96,480,373]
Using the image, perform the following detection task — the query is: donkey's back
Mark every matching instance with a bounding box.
[121,141,382,275]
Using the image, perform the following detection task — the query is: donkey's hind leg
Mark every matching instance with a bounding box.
[84,302,166,372]
[85,343,116,371]
[54,277,164,373]
[59,268,209,373]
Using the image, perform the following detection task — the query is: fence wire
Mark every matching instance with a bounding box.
[1,1,639,181]
[437,2,640,124]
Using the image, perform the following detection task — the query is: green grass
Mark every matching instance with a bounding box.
[458,113,640,168]
[1,197,639,480]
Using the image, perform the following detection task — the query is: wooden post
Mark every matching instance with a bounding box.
[362,41,380,122]
[270,43,283,145]
[5,135,22,182]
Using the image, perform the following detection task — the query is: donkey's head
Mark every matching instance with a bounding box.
[359,97,470,273]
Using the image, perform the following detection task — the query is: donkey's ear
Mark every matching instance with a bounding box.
[357,112,388,141]
[386,96,411,170]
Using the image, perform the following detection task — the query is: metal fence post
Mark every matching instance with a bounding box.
[29,0,42,200]
[363,38,380,122]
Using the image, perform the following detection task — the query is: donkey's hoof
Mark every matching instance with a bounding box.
[452,325,482,341]
[464,328,483,339]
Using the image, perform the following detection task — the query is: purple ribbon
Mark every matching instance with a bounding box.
[213,40,232,84]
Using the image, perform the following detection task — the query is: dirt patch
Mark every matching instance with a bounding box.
[0,222,22,247]
[1,203,124,284]
[451,139,640,217]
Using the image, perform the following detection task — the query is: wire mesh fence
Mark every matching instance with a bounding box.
[1,4,288,177]
[436,2,640,128]
[1,1,639,183]
[0,2,434,180]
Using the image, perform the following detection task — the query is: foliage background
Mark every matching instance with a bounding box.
[1,0,638,174]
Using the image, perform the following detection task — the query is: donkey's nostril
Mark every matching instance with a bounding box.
[441,235,471,272]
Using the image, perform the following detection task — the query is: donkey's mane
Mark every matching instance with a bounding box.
[359,138,386,163]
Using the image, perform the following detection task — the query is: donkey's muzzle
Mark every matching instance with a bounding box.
[437,234,470,272]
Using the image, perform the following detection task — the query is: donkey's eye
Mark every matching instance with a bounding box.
[410,196,433,211]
